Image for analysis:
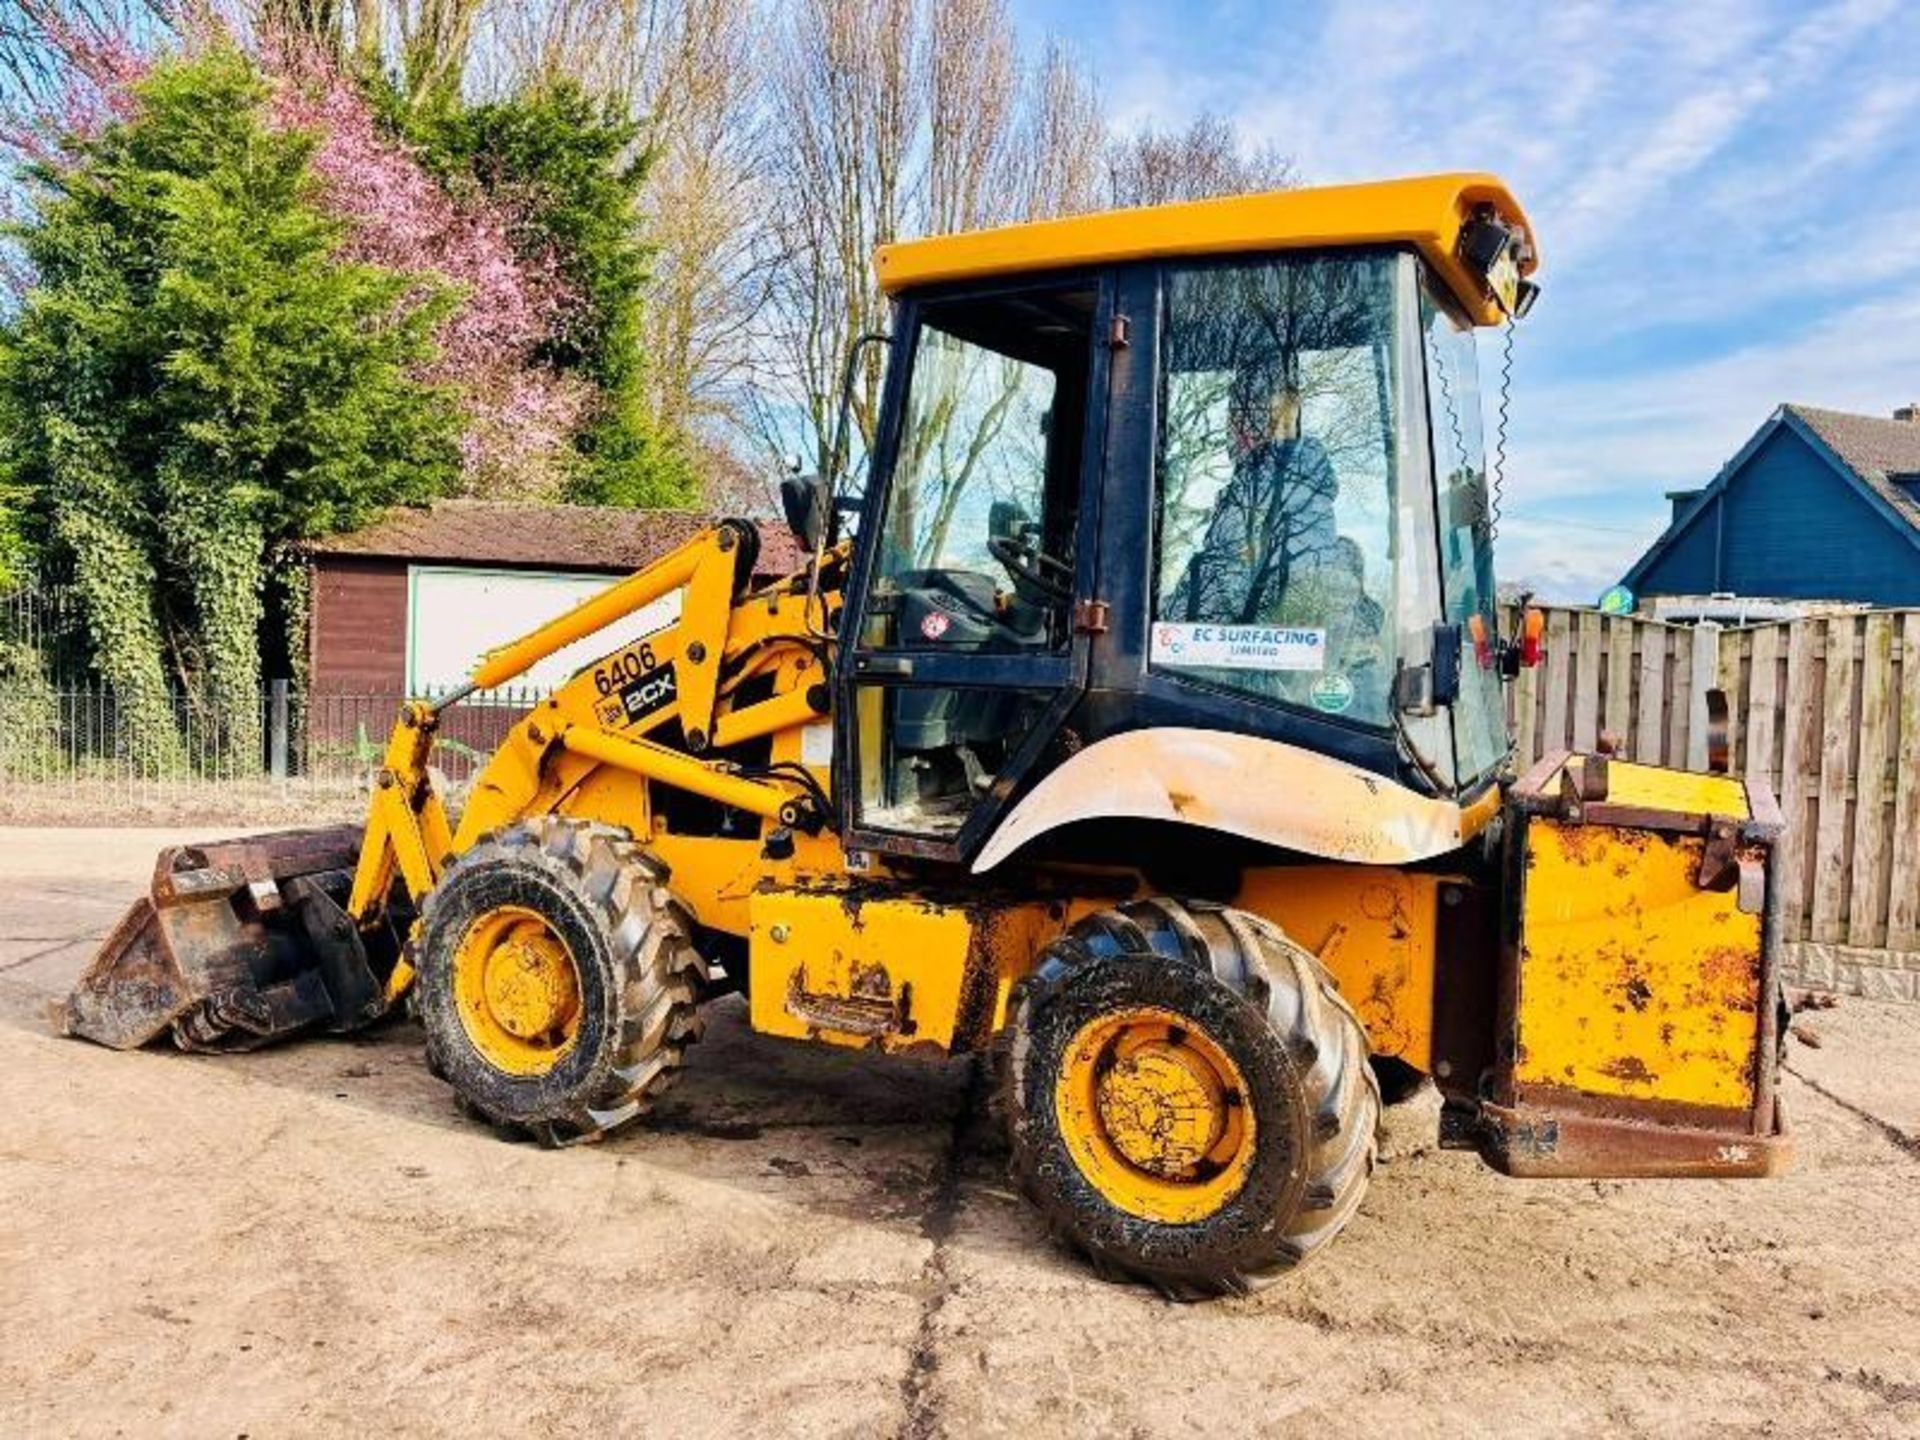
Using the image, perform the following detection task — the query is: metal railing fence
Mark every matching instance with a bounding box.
[0,680,547,810]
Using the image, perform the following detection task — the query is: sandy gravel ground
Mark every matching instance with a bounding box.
[2,827,1917,1438]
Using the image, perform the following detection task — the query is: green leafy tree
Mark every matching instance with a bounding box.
[405,82,697,507]
[0,43,461,768]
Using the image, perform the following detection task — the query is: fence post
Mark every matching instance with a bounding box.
[1686,621,1722,772]
[270,679,289,781]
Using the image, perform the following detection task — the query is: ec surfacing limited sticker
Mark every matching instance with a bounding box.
[1150,622,1327,672]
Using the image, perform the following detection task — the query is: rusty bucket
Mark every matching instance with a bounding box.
[58,827,408,1052]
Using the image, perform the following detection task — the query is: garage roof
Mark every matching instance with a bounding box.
[305,500,805,575]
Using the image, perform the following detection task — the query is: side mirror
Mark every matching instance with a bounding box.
[780,473,831,552]
[987,499,1030,543]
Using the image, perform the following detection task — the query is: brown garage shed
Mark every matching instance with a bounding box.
[304,501,802,696]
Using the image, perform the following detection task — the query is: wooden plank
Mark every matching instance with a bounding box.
[1847,613,1896,947]
[1717,628,1749,776]
[1572,611,1601,752]
[1886,613,1920,954]
[1745,625,1781,794]
[1542,609,1572,753]
[1685,622,1720,772]
[1512,636,1539,765]
[1776,620,1821,941]
[1810,616,1857,944]
[1635,624,1667,765]
[1603,617,1634,749]
[1665,626,1694,768]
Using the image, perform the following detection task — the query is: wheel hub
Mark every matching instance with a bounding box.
[1095,1038,1231,1178]
[482,930,579,1040]
[1055,1006,1256,1224]
[451,905,582,1075]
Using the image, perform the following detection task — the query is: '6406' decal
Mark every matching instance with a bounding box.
[593,644,659,695]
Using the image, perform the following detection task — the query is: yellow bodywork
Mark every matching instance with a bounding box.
[746,886,1089,1053]
[1509,755,1771,1116]
[1236,866,1444,1070]
[1597,762,1749,818]
[338,511,1771,1142]
[1514,822,1761,1110]
[876,172,1537,325]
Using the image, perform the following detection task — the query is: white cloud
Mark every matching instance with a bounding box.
[1496,513,1665,603]
[1034,0,1920,599]
[1497,280,1920,588]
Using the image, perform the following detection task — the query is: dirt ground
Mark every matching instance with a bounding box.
[2,828,1917,1439]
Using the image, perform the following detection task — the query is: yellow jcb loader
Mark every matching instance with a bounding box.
[62,174,1789,1296]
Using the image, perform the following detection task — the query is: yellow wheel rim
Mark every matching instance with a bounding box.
[451,904,582,1077]
[1054,1006,1256,1224]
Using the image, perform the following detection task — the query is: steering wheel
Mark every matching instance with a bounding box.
[988,532,1074,607]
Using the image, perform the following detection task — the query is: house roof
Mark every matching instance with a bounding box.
[305,500,806,576]
[874,172,1537,326]
[1786,405,1920,528]
[1622,404,1920,590]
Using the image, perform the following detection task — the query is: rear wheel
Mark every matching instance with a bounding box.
[414,818,707,1146]
[1000,899,1379,1296]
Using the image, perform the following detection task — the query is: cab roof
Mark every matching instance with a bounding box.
[875,172,1537,326]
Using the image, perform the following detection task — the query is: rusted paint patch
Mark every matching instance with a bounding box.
[1598,1054,1656,1086]
[1512,816,1765,1112]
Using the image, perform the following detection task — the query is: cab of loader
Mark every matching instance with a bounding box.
[823,178,1538,867]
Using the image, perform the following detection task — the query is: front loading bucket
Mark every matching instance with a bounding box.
[59,826,407,1053]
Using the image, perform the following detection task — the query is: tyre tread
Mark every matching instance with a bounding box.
[416,816,707,1148]
[999,897,1380,1296]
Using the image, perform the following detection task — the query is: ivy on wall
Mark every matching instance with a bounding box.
[0,44,461,768]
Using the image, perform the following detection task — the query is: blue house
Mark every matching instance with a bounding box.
[1622,404,1920,606]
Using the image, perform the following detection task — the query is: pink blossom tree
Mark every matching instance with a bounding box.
[4,9,595,500]
[266,47,590,497]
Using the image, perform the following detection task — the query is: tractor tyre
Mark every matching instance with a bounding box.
[999,898,1379,1298]
[413,817,707,1147]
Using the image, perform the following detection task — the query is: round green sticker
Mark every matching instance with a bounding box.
[1310,672,1355,714]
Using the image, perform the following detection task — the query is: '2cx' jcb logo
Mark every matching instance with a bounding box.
[596,662,679,729]
[619,665,678,722]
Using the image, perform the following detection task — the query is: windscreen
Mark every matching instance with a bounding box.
[1420,272,1507,783]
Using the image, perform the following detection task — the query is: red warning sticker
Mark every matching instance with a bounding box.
[920,611,952,640]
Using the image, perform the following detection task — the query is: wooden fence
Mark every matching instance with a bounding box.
[1509,607,1920,1001]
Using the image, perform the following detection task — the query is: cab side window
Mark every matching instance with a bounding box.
[1152,254,1401,727]
[866,284,1094,653]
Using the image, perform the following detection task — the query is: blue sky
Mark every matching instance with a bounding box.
[1012,0,1920,600]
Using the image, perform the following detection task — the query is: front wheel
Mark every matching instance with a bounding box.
[999,900,1379,1297]
[413,818,707,1146]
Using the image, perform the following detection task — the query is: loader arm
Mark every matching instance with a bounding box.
[344,519,837,1005]
[58,519,837,1054]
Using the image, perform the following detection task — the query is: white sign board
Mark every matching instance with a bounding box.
[1150,622,1327,672]
[407,566,681,695]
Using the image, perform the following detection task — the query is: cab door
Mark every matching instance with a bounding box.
[836,273,1115,862]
